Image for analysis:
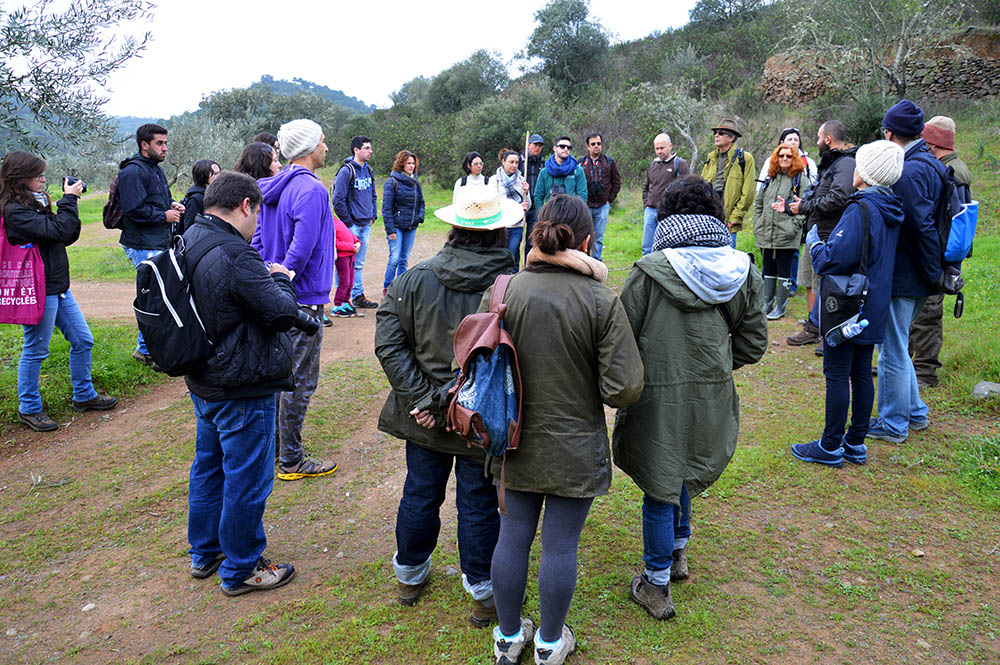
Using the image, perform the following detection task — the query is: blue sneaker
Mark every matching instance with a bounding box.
[866,418,906,444]
[791,439,844,468]
[842,436,868,465]
[910,418,929,431]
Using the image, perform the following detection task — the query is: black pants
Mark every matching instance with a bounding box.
[761,248,795,280]
[822,340,875,450]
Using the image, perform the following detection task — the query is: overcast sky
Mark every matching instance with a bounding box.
[99,0,699,118]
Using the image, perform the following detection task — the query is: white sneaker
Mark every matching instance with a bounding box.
[533,624,576,665]
[493,617,535,664]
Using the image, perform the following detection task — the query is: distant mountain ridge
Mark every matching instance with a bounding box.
[258,75,375,114]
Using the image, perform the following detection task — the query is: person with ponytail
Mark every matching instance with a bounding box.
[1,151,117,432]
[484,194,643,665]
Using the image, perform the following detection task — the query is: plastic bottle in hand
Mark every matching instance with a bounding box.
[826,318,869,347]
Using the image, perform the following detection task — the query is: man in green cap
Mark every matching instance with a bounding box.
[700,115,756,248]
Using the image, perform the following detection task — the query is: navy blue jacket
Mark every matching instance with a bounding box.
[118,153,173,250]
[890,140,945,297]
[332,158,377,226]
[811,187,904,345]
[382,171,425,234]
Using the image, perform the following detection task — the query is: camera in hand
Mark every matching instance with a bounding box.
[294,310,321,336]
[65,176,87,194]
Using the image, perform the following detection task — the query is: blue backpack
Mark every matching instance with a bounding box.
[911,152,978,263]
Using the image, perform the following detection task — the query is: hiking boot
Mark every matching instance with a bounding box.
[471,597,497,628]
[397,578,428,606]
[791,439,844,468]
[72,394,118,412]
[842,437,868,465]
[630,574,675,620]
[493,617,534,665]
[786,322,819,346]
[17,410,58,432]
[220,557,294,596]
[534,624,577,664]
[866,418,906,444]
[670,547,689,582]
[814,337,824,357]
[352,294,379,309]
[191,553,225,579]
[277,457,338,481]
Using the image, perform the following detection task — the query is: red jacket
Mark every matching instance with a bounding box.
[334,218,358,255]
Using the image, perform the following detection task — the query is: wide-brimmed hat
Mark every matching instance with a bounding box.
[710,114,745,138]
[434,185,524,230]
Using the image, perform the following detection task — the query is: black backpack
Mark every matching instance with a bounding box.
[460,174,491,186]
[132,231,240,376]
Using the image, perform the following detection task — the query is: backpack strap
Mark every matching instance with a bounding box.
[856,201,871,277]
[182,226,244,277]
[490,273,514,313]
[736,148,745,174]
[791,172,802,198]
[460,175,468,187]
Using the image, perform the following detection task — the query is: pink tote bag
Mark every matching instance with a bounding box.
[0,213,46,325]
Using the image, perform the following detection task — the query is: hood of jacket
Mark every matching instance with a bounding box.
[185,184,205,198]
[258,164,319,205]
[852,186,904,228]
[817,146,858,171]
[545,154,579,177]
[390,170,418,185]
[430,243,515,293]
[637,246,751,310]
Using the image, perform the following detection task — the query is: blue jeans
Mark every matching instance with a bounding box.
[18,290,98,414]
[641,207,658,256]
[384,228,417,289]
[589,203,610,261]
[394,441,499,597]
[347,223,371,299]
[729,231,738,249]
[876,296,930,437]
[641,484,692,586]
[506,226,524,270]
[122,245,164,354]
[823,341,875,449]
[188,393,277,589]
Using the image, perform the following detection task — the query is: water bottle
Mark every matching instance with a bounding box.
[826,318,869,347]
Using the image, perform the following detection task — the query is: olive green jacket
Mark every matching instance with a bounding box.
[700,148,757,231]
[941,151,972,188]
[375,243,515,461]
[480,253,645,498]
[753,171,809,250]
[612,249,768,505]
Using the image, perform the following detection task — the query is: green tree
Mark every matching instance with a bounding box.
[199,83,351,142]
[427,50,510,114]
[524,0,610,95]
[159,112,244,188]
[0,0,153,153]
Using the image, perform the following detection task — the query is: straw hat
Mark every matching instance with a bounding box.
[434,185,525,230]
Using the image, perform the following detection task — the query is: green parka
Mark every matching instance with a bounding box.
[752,171,809,250]
[700,148,757,231]
[480,255,645,498]
[612,248,768,505]
[375,242,515,461]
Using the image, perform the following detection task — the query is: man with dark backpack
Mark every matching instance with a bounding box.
[332,135,379,309]
[374,185,520,626]
[116,123,185,367]
[642,133,690,256]
[180,170,316,597]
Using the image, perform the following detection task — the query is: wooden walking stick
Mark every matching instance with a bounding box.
[523,130,530,179]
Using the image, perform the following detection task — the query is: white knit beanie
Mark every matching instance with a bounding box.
[855,140,904,188]
[277,119,322,161]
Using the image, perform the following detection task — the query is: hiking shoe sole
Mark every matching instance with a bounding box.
[276,462,339,481]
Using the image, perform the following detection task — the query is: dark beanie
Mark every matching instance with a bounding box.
[882,99,925,138]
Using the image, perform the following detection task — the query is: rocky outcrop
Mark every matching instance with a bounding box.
[763,27,1000,102]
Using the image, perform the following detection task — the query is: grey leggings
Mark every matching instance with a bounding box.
[491,489,594,642]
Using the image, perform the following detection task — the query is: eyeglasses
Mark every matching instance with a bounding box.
[555,144,572,150]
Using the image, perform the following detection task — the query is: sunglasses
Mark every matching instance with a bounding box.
[714,130,733,137]
[555,144,572,150]
[589,141,602,146]
[778,153,793,159]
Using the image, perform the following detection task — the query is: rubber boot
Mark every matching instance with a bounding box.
[762,276,776,315]
[767,278,789,320]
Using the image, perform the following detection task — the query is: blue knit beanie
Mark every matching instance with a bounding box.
[882,100,925,138]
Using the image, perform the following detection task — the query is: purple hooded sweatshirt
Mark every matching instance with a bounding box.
[251,165,334,305]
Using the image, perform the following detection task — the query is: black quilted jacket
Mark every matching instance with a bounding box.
[182,215,300,400]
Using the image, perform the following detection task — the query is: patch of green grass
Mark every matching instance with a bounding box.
[66,245,136,282]
[0,320,166,426]
[952,435,1000,510]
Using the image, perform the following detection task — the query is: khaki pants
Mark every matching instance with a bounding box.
[798,244,819,292]
[908,294,943,387]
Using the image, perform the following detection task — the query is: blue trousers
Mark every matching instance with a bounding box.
[641,484,692,585]
[589,203,610,261]
[384,228,417,289]
[188,393,277,589]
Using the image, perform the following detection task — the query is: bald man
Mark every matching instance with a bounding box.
[641,133,690,255]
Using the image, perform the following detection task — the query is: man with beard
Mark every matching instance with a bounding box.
[118,123,185,365]
[785,120,857,349]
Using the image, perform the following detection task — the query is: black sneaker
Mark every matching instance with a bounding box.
[220,557,295,596]
[17,410,58,432]
[352,294,379,309]
[191,553,225,579]
[72,394,118,412]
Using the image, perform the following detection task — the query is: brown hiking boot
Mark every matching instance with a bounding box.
[72,394,118,412]
[630,573,675,620]
[786,321,820,346]
[670,547,689,582]
[397,578,428,606]
[17,410,58,432]
[470,597,497,628]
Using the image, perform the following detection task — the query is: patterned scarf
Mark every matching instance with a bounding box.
[495,167,524,203]
[652,213,730,251]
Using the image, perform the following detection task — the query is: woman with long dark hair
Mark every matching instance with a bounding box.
[486,194,643,665]
[179,159,221,234]
[0,151,117,431]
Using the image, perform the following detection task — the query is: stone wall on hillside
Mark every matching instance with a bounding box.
[763,27,1000,101]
